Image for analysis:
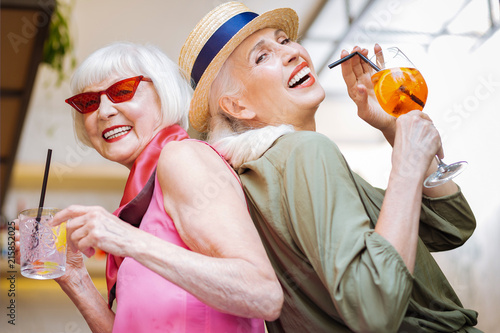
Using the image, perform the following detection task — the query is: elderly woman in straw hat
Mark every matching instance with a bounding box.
[179,2,480,332]
[16,41,283,333]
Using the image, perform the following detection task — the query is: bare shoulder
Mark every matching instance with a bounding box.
[159,140,225,170]
[157,140,237,190]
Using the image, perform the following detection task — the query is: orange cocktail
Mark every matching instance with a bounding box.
[371,67,428,117]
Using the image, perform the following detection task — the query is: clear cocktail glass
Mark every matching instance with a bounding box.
[20,207,67,279]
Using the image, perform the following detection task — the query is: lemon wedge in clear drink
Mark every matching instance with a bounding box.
[55,222,67,251]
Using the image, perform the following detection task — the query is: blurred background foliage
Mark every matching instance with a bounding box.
[42,0,76,85]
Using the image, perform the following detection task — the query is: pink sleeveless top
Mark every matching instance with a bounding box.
[111,132,264,333]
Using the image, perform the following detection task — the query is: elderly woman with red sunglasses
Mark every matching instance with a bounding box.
[16,42,282,333]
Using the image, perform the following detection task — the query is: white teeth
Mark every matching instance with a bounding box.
[104,126,132,140]
[288,67,311,87]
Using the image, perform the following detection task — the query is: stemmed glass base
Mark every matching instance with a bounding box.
[423,157,468,188]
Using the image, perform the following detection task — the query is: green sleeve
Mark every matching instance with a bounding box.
[281,132,413,333]
[418,190,476,251]
[354,173,476,252]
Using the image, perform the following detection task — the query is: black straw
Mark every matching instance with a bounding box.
[35,149,52,222]
[328,51,381,72]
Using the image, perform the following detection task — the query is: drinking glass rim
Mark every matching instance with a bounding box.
[19,207,61,217]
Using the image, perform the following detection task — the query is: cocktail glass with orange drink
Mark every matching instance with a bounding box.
[369,47,467,188]
[370,49,427,116]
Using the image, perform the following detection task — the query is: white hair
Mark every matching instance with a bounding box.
[69,41,192,146]
[207,58,294,169]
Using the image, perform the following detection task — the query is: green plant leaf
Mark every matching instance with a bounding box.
[42,0,76,86]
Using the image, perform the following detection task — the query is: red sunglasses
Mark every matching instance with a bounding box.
[65,75,152,114]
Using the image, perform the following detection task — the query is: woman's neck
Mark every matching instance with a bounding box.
[293,118,316,132]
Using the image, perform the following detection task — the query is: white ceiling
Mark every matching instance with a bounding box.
[69,0,321,62]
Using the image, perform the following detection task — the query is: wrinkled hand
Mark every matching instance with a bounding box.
[392,111,443,176]
[51,205,136,259]
[14,218,86,285]
[340,44,396,135]
[54,242,86,285]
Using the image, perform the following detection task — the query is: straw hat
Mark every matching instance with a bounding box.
[179,1,298,132]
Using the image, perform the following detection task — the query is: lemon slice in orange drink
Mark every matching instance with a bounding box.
[373,68,409,104]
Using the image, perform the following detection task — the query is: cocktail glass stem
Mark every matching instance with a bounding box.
[423,156,468,188]
[436,156,447,172]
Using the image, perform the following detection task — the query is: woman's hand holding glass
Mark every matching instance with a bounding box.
[392,110,444,179]
[339,45,466,188]
[50,205,135,259]
[340,45,398,143]
[51,241,86,287]
[13,217,86,285]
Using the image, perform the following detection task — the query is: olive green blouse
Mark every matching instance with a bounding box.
[237,131,481,333]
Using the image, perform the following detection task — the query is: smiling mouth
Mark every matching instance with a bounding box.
[288,66,312,88]
[103,126,132,140]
